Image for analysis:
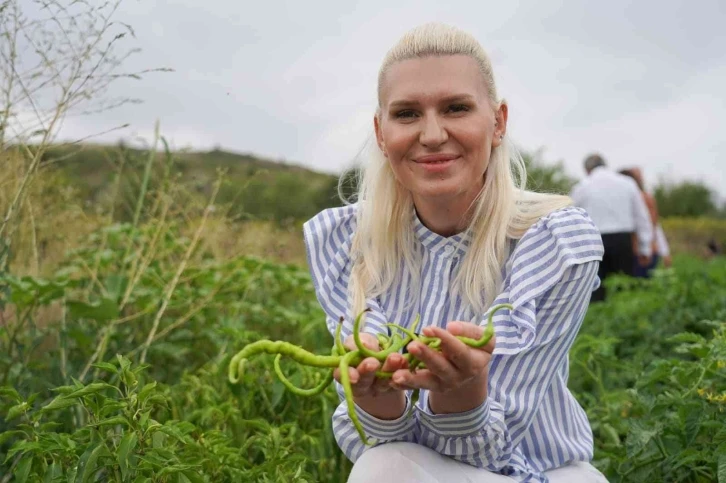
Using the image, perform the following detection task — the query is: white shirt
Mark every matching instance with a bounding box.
[655,224,670,257]
[570,166,653,257]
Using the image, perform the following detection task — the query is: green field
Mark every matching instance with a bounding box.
[1,144,725,482]
[1,216,725,481]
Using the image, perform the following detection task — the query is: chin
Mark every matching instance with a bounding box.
[412,182,462,201]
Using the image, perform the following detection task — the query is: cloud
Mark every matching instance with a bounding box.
[45,0,725,197]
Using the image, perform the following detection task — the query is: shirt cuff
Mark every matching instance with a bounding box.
[638,243,653,257]
[352,394,416,440]
[416,396,490,437]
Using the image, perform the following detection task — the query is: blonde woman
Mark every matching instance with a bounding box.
[303,23,608,483]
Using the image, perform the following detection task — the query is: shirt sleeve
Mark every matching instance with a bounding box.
[628,180,654,257]
[302,204,418,462]
[413,207,604,476]
[569,181,584,207]
[655,224,670,257]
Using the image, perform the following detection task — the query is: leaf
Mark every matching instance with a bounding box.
[684,408,700,447]
[719,454,726,483]
[91,362,118,374]
[181,470,205,483]
[67,297,119,322]
[89,416,128,427]
[6,402,29,421]
[75,443,108,483]
[625,421,661,458]
[64,382,116,399]
[138,382,157,404]
[14,455,33,483]
[0,430,24,446]
[118,432,138,480]
[0,386,21,402]
[43,461,62,483]
[40,396,78,413]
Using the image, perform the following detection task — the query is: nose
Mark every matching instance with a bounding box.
[419,114,448,148]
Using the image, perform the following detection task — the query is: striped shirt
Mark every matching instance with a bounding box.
[303,204,604,483]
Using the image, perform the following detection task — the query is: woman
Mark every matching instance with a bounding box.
[618,168,666,275]
[303,23,607,483]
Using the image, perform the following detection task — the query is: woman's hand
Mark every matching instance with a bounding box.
[391,321,495,414]
[332,333,409,420]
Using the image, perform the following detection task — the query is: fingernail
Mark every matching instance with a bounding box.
[394,374,404,384]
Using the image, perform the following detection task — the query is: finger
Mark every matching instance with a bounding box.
[355,357,381,388]
[392,368,441,392]
[446,321,496,354]
[374,353,407,391]
[406,339,458,380]
[419,326,475,375]
[333,366,360,385]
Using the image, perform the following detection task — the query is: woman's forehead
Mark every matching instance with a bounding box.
[380,55,487,104]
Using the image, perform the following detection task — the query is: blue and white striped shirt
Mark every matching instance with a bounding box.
[303,204,604,483]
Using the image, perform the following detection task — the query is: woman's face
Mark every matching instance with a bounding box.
[375,55,507,206]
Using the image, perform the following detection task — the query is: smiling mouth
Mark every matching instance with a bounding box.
[414,154,460,164]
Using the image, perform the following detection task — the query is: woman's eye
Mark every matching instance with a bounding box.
[394,110,416,119]
[448,104,470,113]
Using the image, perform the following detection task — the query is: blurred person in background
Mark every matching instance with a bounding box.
[655,224,672,268]
[619,168,666,276]
[570,154,653,301]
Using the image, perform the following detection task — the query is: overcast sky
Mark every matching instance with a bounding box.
[54,0,726,196]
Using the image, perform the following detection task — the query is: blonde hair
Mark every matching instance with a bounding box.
[345,23,572,318]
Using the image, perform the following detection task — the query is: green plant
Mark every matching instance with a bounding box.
[228,304,510,445]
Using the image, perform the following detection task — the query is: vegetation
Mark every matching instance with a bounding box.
[655,181,723,219]
[0,196,724,481]
[2,1,725,481]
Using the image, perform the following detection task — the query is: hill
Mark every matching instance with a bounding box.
[40,143,343,224]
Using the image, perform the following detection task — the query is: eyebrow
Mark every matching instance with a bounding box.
[388,94,476,109]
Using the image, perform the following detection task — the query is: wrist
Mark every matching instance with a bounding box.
[428,375,487,414]
[354,391,407,420]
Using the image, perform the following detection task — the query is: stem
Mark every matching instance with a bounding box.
[131,120,159,229]
[138,171,223,364]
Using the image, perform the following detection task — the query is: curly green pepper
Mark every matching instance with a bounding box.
[228,303,513,444]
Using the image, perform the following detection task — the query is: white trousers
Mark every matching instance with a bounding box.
[347,442,609,483]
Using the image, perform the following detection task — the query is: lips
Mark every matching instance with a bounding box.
[414,154,460,164]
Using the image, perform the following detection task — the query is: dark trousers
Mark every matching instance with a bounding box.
[592,232,635,302]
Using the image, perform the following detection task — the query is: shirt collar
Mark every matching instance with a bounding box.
[412,208,470,258]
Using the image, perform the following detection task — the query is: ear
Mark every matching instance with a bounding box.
[374,112,387,156]
[492,102,508,148]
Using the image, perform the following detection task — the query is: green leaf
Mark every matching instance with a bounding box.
[15,455,33,483]
[719,454,726,483]
[64,382,116,399]
[75,443,108,483]
[138,382,157,404]
[43,461,63,483]
[0,386,21,402]
[6,401,29,421]
[625,422,661,458]
[0,430,24,446]
[40,396,78,413]
[181,470,205,483]
[67,297,119,322]
[118,432,138,480]
[91,362,118,374]
[89,416,128,427]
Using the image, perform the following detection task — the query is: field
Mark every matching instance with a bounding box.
[1,146,725,482]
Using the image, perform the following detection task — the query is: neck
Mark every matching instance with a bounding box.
[413,190,481,237]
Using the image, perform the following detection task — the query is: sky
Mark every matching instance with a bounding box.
[50,0,726,196]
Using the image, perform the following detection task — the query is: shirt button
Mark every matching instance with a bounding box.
[443,245,455,255]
